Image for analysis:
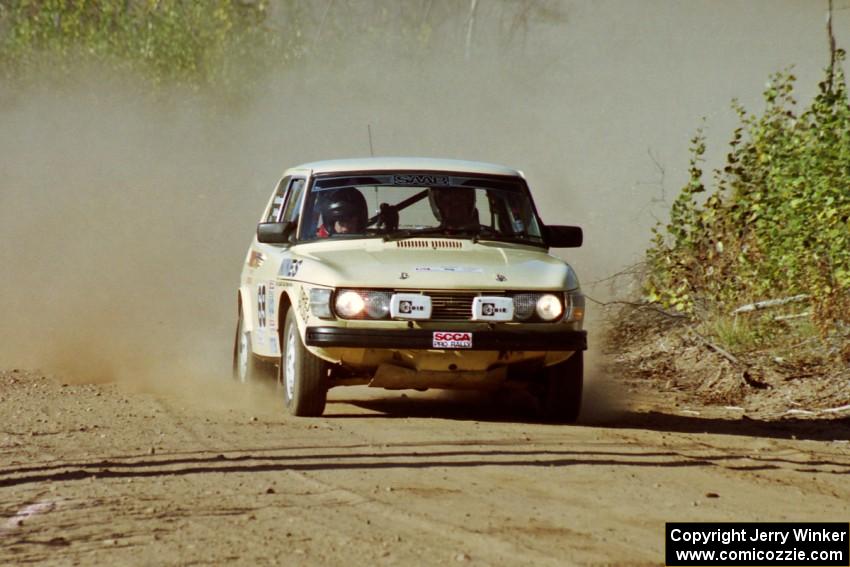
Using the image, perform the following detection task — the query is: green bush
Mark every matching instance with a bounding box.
[0,0,292,88]
[646,52,850,332]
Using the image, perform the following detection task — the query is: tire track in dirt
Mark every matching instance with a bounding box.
[41,388,572,566]
[3,373,849,565]
[2,441,849,488]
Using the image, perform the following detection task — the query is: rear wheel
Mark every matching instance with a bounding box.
[232,306,273,383]
[280,309,328,416]
[538,351,583,423]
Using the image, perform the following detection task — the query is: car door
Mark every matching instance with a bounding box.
[250,176,306,357]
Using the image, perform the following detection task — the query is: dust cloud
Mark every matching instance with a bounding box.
[0,79,250,390]
[0,2,846,412]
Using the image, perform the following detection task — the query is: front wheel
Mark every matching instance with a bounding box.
[280,309,328,416]
[538,351,583,423]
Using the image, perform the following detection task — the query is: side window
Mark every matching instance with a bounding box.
[281,178,306,224]
[265,177,290,222]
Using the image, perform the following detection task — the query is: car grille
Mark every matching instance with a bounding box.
[425,291,505,321]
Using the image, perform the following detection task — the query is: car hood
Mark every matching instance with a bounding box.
[288,239,579,290]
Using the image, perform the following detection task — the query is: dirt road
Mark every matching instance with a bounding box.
[1,368,848,566]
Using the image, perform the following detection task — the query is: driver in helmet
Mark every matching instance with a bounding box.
[428,187,478,231]
[317,187,368,237]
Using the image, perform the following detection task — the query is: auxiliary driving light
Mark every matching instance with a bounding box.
[472,296,514,321]
[512,293,537,321]
[364,292,391,319]
[390,293,432,320]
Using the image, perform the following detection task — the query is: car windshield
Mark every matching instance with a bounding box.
[297,173,544,245]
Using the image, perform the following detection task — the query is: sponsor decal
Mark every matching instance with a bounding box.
[398,300,425,315]
[269,335,279,355]
[248,250,265,268]
[257,284,267,328]
[393,174,451,186]
[267,282,277,329]
[298,288,310,319]
[414,266,484,273]
[258,282,278,330]
[433,331,473,349]
[279,258,303,278]
[481,302,506,316]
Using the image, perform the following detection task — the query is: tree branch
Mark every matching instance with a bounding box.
[827,0,837,93]
[731,294,810,315]
[464,0,479,61]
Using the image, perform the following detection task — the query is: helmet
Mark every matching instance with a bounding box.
[428,187,477,229]
[321,187,368,234]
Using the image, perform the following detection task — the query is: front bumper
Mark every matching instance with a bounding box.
[305,327,587,351]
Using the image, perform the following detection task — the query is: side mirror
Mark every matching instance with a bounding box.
[544,225,583,248]
[257,221,295,244]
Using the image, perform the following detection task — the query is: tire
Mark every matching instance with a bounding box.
[538,351,583,423]
[280,309,328,416]
[232,306,274,384]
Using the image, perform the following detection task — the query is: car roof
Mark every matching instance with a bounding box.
[284,157,524,178]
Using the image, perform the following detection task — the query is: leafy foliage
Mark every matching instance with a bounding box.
[0,1,566,91]
[646,52,850,333]
[0,0,292,89]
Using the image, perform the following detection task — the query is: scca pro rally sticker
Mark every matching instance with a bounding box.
[433,331,473,349]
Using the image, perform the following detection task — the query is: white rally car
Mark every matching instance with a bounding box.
[234,158,586,421]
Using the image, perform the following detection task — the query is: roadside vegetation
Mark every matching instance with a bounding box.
[0,0,289,90]
[623,14,850,414]
[0,0,562,93]
[648,51,849,313]
[644,53,850,362]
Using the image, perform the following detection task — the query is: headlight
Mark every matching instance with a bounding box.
[309,288,333,319]
[334,289,392,319]
[536,293,563,321]
[335,290,365,318]
[364,292,391,319]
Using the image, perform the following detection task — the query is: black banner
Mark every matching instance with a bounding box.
[666,522,849,566]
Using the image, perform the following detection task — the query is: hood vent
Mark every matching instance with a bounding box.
[396,239,463,250]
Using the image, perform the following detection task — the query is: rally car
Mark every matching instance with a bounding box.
[234,158,586,421]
